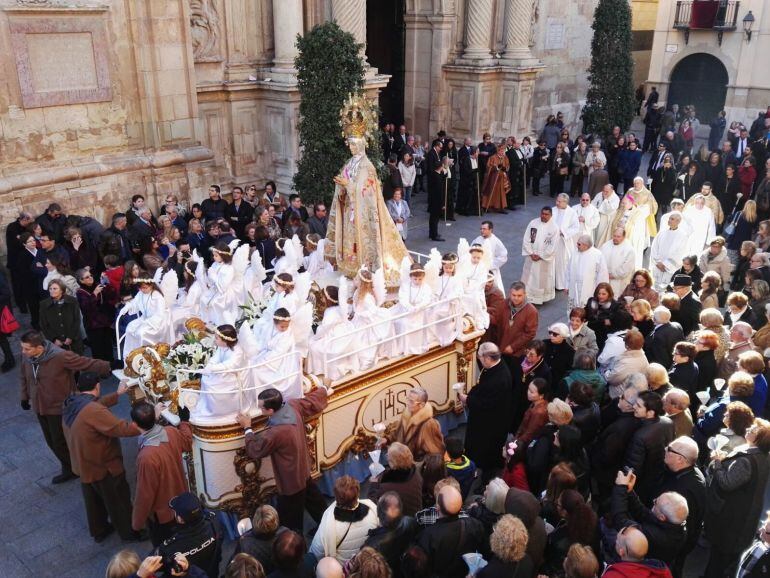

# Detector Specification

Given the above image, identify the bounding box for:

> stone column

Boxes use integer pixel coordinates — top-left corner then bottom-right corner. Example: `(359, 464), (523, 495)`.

(502, 0), (535, 61)
(331, 0), (368, 63)
(462, 0), (494, 60)
(272, 0), (304, 77)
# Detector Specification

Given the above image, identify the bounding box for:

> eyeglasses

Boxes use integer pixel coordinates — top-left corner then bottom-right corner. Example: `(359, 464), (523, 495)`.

(548, 331), (560, 337)
(665, 445), (686, 459)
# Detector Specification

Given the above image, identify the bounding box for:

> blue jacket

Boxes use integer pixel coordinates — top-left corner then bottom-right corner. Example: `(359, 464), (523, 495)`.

(618, 148), (642, 177)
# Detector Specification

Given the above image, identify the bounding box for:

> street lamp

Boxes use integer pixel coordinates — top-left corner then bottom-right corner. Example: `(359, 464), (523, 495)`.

(743, 11), (755, 43)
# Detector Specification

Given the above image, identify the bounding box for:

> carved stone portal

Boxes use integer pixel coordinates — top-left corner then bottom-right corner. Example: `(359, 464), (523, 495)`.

(190, 0), (221, 62)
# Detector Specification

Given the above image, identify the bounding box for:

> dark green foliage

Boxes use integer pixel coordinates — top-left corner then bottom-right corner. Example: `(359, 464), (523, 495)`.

(294, 22), (365, 204)
(581, 0), (636, 139)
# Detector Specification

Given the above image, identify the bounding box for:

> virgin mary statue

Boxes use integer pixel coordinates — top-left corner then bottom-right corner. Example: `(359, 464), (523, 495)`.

(325, 93), (409, 285)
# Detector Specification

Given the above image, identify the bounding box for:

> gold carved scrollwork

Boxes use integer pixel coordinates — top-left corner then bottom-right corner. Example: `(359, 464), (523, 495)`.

(230, 448), (276, 519)
(306, 419), (320, 477)
(347, 427), (378, 459)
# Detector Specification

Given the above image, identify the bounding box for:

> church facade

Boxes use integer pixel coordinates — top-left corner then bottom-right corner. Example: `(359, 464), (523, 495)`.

(0, 0), (597, 253)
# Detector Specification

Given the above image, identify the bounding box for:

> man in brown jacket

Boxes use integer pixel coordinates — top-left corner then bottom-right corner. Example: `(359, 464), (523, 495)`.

(19, 330), (111, 484)
(62, 371), (141, 542)
(238, 386), (329, 533)
(130, 400), (193, 545)
(494, 281), (539, 369)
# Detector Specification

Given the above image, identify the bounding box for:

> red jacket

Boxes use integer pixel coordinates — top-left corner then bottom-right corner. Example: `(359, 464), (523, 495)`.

(603, 560), (673, 578)
(739, 165), (757, 196)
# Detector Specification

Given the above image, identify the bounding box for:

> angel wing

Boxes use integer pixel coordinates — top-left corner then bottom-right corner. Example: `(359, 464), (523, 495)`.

(399, 256), (411, 287)
(228, 239), (241, 253)
(160, 269), (179, 309)
(194, 251), (209, 290)
(292, 302), (314, 358)
(291, 235), (304, 270)
(237, 321), (260, 358)
(424, 248), (442, 294)
(282, 238), (298, 274)
(249, 249), (267, 284)
(456, 238), (472, 281)
(152, 266), (163, 285)
(337, 274), (349, 315)
(232, 243), (250, 283)
(294, 271), (312, 304)
(373, 267), (386, 306)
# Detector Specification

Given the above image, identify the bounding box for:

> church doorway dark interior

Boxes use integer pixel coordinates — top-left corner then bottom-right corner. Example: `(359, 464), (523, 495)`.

(366, 0), (406, 126)
(667, 53), (728, 121)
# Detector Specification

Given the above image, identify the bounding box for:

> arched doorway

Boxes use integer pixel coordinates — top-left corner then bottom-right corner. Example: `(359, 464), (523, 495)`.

(667, 53), (728, 121)
(366, 0), (405, 125)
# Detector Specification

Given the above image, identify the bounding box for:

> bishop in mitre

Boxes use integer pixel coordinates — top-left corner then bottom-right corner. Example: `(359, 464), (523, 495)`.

(650, 213), (690, 290)
(521, 207), (560, 305)
(567, 235), (609, 309)
(325, 93), (410, 285)
(600, 228), (636, 297)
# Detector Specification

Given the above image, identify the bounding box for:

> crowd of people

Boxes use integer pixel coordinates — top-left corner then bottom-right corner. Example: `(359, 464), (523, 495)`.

(4, 102), (770, 578)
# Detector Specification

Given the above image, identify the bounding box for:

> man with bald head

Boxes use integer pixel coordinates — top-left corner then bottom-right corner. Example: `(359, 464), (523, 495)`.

(611, 469), (687, 568)
(567, 233), (609, 308)
(605, 526), (673, 578)
(416, 485), (485, 578)
(661, 436), (706, 578)
(316, 557), (344, 578)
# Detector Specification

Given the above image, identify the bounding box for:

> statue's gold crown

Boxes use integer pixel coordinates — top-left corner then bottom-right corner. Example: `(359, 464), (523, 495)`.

(340, 92), (377, 139)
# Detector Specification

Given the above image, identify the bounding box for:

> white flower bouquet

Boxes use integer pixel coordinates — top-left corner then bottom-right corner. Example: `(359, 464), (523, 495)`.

(163, 332), (215, 382)
(237, 289), (272, 329)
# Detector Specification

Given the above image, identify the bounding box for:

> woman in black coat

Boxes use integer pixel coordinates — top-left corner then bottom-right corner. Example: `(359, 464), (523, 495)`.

(39, 279), (84, 354)
(567, 381), (601, 446)
(669, 341), (700, 406)
(477, 514), (534, 578)
(651, 155), (678, 212)
(585, 283), (622, 350)
(694, 331), (719, 413)
(704, 421), (770, 578)
(545, 324), (575, 388)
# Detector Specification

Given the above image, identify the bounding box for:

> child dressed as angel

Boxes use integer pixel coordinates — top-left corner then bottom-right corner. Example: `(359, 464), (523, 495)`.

(194, 324), (249, 420)
(252, 272), (301, 336)
(203, 241), (242, 326)
(306, 282), (358, 381)
(120, 271), (176, 358)
(430, 252), (464, 346)
(352, 267), (397, 369)
(303, 235), (334, 279)
(251, 308), (302, 401)
(392, 263), (433, 356)
(460, 244), (490, 331)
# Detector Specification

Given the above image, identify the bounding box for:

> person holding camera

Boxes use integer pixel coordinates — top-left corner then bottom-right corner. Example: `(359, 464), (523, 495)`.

(76, 267), (118, 362)
(158, 492), (221, 578)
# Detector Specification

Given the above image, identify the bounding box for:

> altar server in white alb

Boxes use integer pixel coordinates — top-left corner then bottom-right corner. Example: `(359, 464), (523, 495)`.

(521, 206), (560, 305)
(649, 213), (691, 290)
(194, 324), (249, 421)
(600, 227), (636, 297)
(659, 198), (692, 236)
(392, 263), (433, 355)
(574, 193), (600, 241)
(592, 184), (620, 247)
(307, 283), (358, 381)
(429, 252), (464, 347)
(472, 220), (507, 292)
(567, 235), (609, 309)
(552, 194), (580, 291)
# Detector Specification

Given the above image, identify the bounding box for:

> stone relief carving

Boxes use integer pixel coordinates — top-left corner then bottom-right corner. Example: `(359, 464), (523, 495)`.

(529, 0), (540, 47)
(190, 0), (221, 61)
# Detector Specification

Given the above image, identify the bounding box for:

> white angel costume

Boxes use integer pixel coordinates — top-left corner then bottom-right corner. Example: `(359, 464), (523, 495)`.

(251, 282), (301, 337)
(307, 279), (358, 380)
(392, 268), (433, 356)
(171, 252), (206, 327)
(457, 240), (490, 331)
(243, 249), (267, 304)
(273, 235), (303, 277)
(352, 268), (397, 369)
(552, 205), (580, 290)
(471, 233), (507, 292)
(250, 323), (302, 402)
(119, 270), (176, 358)
(194, 344), (249, 421)
(304, 238), (334, 279)
(683, 204), (716, 256)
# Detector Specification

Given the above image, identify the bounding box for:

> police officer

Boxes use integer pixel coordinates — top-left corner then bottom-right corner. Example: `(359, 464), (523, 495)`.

(158, 492), (221, 578)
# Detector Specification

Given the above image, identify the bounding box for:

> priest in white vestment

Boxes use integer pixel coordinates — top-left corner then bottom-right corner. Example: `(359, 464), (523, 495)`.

(592, 185), (621, 247)
(567, 235), (609, 309)
(552, 193), (580, 291)
(649, 213), (691, 290)
(574, 193), (601, 242)
(472, 221), (507, 292)
(600, 227), (637, 296)
(608, 195), (647, 269)
(521, 207), (560, 305)
(659, 199), (693, 237)
(683, 194), (717, 256)
(626, 176), (659, 243)
(685, 183), (724, 226)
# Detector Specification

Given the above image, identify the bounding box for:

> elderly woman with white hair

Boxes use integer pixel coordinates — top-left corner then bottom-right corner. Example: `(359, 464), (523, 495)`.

(468, 477), (510, 540)
(545, 322), (576, 386)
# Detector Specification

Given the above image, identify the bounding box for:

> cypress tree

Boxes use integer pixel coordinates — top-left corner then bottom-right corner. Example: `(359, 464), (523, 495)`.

(294, 22), (365, 204)
(581, 0), (635, 139)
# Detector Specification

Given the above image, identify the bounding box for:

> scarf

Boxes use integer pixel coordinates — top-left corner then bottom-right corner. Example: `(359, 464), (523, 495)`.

(139, 423), (169, 448)
(29, 341), (63, 383)
(63, 393), (96, 427)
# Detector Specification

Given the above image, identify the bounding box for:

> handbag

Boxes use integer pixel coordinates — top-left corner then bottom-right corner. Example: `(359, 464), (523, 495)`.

(0, 306), (20, 334)
(559, 166), (569, 176)
(723, 210), (740, 237)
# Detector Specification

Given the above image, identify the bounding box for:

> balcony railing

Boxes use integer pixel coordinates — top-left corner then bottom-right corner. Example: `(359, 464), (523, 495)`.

(673, 0), (740, 45)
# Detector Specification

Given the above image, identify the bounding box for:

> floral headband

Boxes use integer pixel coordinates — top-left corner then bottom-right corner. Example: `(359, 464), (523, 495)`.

(214, 328), (236, 342)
